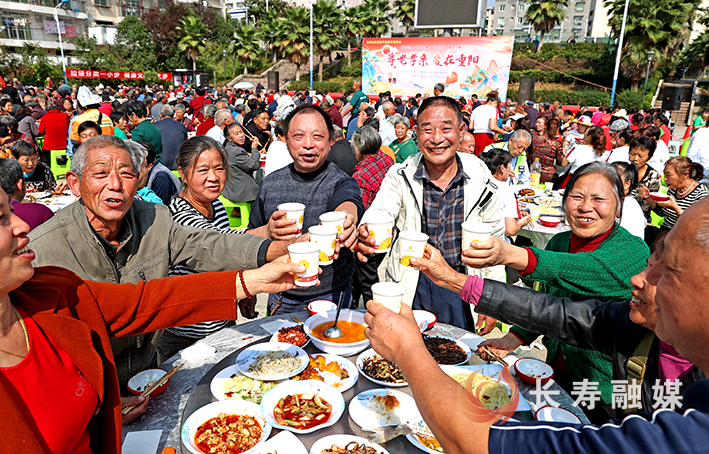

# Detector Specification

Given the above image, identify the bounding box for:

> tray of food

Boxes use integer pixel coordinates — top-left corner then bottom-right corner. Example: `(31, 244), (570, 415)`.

(270, 321), (310, 348)
(356, 349), (407, 387)
(423, 336), (472, 366)
(236, 342), (309, 381)
(260, 379), (345, 434)
(292, 353), (358, 392)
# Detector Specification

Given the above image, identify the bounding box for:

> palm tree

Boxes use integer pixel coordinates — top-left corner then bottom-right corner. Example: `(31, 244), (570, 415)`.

(524, 0), (569, 53)
(362, 0), (391, 38)
(343, 4), (368, 66)
(605, 0), (701, 90)
(273, 6), (310, 81)
(313, 0), (344, 81)
(232, 20), (261, 75)
(176, 14), (208, 71)
(394, 0), (415, 36)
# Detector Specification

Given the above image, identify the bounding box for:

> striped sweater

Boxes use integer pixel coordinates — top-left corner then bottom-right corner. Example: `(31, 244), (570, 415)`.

(653, 183), (708, 230)
(167, 196), (240, 338)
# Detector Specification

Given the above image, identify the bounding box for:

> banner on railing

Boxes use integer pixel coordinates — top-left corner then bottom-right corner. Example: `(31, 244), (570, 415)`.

(362, 36), (514, 100)
(67, 69), (172, 81)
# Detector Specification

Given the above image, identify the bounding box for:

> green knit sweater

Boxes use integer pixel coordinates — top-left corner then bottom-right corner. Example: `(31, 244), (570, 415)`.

(511, 225), (650, 404)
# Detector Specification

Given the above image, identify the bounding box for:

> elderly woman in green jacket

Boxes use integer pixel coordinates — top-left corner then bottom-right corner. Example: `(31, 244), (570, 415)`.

(463, 161), (650, 423)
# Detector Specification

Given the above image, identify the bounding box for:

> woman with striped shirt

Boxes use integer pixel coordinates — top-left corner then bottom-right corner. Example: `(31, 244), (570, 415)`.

(156, 136), (253, 363)
(639, 156), (708, 232)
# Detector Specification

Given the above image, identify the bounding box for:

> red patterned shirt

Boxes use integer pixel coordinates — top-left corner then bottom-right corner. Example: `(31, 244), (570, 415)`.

(353, 150), (395, 209)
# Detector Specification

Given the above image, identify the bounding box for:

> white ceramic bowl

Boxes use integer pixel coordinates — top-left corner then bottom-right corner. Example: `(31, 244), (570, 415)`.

(127, 368), (168, 396)
(303, 310), (370, 356)
(535, 405), (582, 423)
(514, 358), (554, 385)
(181, 400), (271, 454)
(260, 379), (345, 434)
(413, 310), (437, 331)
(307, 300), (337, 316)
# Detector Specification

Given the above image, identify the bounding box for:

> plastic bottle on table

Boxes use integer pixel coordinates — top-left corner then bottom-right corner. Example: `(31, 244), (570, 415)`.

(530, 158), (541, 188)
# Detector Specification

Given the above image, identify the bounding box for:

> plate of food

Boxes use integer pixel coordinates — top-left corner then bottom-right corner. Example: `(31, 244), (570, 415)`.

(441, 365), (530, 411)
(423, 336), (472, 366)
(210, 365), (281, 403)
(535, 205), (563, 216)
(406, 418), (443, 454)
(310, 434), (390, 454)
(260, 379), (345, 434)
(356, 348), (407, 387)
(182, 400), (271, 454)
(252, 430), (308, 454)
(349, 389), (420, 429)
(236, 342), (309, 381)
(292, 353), (359, 392)
(270, 321), (310, 348)
(516, 187), (537, 198)
(535, 196), (562, 207)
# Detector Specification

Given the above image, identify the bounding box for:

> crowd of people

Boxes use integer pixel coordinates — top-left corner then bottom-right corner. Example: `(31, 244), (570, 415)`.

(0, 73), (708, 453)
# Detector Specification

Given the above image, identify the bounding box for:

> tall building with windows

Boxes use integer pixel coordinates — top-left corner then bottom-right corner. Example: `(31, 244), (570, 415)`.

(490, 0), (611, 43)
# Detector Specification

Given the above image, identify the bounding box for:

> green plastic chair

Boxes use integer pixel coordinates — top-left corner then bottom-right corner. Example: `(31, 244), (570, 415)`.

(218, 195), (251, 230)
(36, 135), (44, 150)
(171, 170), (182, 183)
(49, 149), (70, 180)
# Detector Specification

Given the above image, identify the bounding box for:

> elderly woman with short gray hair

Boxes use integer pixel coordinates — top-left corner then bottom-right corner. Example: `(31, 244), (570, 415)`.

(388, 114), (418, 163)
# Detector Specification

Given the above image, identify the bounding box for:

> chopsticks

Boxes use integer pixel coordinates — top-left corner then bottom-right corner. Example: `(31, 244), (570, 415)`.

(290, 315), (305, 324)
(122, 363), (183, 415)
(481, 346), (509, 368)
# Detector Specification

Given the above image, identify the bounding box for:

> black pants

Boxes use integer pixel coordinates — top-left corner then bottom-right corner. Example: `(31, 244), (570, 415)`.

(352, 253), (386, 308)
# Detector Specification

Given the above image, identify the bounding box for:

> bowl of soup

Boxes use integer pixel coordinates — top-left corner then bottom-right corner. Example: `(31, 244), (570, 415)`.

(303, 310), (370, 356)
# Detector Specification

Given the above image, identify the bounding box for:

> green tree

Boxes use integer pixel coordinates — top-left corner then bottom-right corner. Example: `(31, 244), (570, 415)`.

(605, 0), (702, 90)
(115, 14), (157, 71)
(313, 0), (343, 81)
(361, 0), (391, 37)
(232, 20), (262, 75)
(394, 0), (415, 36)
(343, 5), (367, 66)
(140, 0), (189, 70)
(525, 0), (569, 53)
(176, 13), (209, 71)
(272, 6), (310, 80)
(678, 11), (709, 78)
(245, 0), (288, 27)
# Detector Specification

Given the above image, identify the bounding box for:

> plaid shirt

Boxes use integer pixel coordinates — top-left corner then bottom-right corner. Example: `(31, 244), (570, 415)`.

(415, 154), (468, 269)
(353, 150), (395, 209)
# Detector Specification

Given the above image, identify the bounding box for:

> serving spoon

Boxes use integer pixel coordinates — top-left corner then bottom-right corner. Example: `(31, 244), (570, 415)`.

(323, 291), (346, 339)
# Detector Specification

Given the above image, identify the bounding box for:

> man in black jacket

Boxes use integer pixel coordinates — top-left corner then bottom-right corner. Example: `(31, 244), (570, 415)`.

(327, 125), (358, 177)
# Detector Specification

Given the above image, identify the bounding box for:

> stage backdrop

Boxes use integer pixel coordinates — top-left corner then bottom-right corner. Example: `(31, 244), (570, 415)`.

(362, 36), (514, 100)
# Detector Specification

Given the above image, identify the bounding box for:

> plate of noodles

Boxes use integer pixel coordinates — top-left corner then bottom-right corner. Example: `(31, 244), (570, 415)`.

(440, 365), (530, 412)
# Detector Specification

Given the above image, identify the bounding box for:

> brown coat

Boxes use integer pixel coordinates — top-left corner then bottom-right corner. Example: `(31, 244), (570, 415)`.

(3, 266), (238, 454)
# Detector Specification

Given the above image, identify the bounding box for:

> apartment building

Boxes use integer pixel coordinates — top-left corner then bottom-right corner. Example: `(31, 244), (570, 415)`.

(489, 0), (611, 43)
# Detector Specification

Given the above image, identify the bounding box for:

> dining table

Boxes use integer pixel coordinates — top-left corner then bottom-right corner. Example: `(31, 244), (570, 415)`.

(122, 311), (590, 453)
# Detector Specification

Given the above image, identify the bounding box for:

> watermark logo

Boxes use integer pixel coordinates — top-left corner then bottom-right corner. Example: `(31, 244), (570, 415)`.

(456, 366), (519, 424)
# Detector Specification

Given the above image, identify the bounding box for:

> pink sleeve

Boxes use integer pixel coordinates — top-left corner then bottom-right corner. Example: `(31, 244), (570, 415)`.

(459, 275), (485, 305)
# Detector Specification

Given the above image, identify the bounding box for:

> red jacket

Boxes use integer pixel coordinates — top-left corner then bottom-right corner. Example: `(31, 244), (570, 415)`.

(195, 117), (215, 136)
(37, 109), (70, 151)
(4, 267), (238, 454)
(187, 95), (211, 118)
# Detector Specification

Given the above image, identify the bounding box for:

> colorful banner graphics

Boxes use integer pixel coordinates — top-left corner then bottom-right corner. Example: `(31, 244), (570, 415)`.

(362, 36), (514, 100)
(67, 69), (172, 81)
(43, 20), (76, 38)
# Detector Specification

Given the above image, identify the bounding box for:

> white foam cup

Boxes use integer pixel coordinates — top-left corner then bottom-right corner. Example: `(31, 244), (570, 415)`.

(278, 202), (305, 234)
(287, 242), (320, 287)
(319, 211), (347, 242)
(309, 225), (338, 266)
(398, 231), (429, 267)
(371, 282), (405, 314)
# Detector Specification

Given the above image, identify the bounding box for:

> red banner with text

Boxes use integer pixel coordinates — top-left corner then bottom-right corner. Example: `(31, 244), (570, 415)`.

(67, 69), (172, 81)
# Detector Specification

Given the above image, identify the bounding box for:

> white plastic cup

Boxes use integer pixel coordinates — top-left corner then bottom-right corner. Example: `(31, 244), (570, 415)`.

(309, 225), (338, 266)
(278, 202), (305, 235)
(398, 231), (429, 267)
(461, 221), (493, 253)
(529, 207), (542, 223)
(371, 282), (405, 314)
(287, 242), (320, 287)
(319, 211), (347, 242)
(367, 215), (394, 253)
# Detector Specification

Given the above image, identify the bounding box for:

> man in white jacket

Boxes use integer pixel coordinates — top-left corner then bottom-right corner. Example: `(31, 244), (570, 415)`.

(357, 96), (506, 332)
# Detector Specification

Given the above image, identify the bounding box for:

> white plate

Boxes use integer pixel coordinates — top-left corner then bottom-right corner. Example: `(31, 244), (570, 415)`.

(181, 400), (271, 454)
(236, 342), (309, 381)
(440, 365), (531, 412)
(349, 389), (420, 428)
(269, 321), (310, 348)
(30, 191), (51, 199)
(260, 379), (345, 434)
(405, 419), (440, 454)
(535, 405), (583, 423)
(252, 431), (308, 454)
(356, 348), (408, 387)
(535, 196), (562, 207)
(515, 186), (538, 198)
(310, 434), (390, 454)
(210, 365), (282, 403)
(294, 353), (359, 392)
(423, 336), (472, 366)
